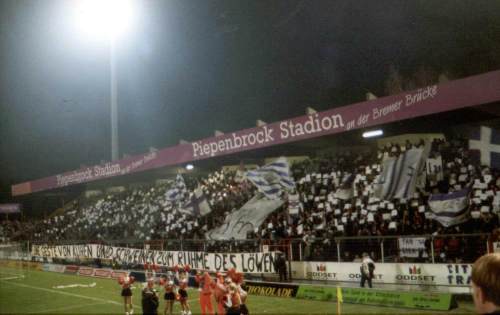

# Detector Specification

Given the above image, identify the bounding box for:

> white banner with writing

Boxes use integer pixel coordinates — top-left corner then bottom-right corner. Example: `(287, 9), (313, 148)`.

(32, 244), (277, 274)
(398, 237), (428, 258)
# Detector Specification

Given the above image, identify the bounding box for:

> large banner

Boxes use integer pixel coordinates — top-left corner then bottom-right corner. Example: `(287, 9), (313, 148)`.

(13, 70), (500, 196)
(206, 195), (283, 240)
(31, 244), (277, 273)
(291, 261), (472, 293)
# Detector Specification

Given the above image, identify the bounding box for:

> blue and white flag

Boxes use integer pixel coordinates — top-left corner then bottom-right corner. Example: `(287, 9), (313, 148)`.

(246, 157), (295, 199)
(428, 188), (470, 227)
(179, 187), (212, 217)
(166, 174), (187, 201)
(469, 126), (500, 169)
(375, 148), (427, 200)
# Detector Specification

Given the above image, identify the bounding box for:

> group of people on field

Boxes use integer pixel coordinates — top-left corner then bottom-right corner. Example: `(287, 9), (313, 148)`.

(118, 264), (249, 315)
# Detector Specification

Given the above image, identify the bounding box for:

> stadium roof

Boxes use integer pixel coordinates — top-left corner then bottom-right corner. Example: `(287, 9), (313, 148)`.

(12, 70), (500, 196)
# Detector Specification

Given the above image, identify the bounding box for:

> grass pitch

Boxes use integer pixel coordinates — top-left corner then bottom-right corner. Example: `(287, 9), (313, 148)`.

(0, 266), (476, 314)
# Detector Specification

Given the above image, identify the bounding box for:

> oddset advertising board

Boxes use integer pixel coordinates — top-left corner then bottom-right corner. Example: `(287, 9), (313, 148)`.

(291, 261), (472, 293)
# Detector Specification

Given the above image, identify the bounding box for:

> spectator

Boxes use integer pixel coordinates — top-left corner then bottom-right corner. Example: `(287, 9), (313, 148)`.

(274, 252), (288, 282)
(471, 253), (500, 315)
(142, 279), (159, 315)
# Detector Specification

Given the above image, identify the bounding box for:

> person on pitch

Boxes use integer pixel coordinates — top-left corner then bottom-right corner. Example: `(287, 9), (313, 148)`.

(176, 266), (192, 315)
(360, 252), (375, 288)
(225, 283), (242, 315)
(160, 276), (176, 315)
(196, 271), (214, 315)
(274, 252), (288, 282)
(212, 272), (228, 315)
(142, 279), (159, 315)
(227, 269), (248, 315)
(118, 275), (135, 315)
(471, 253), (500, 315)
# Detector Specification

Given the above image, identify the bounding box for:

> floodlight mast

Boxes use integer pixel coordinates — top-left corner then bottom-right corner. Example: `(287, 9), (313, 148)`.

(75, 0), (135, 161)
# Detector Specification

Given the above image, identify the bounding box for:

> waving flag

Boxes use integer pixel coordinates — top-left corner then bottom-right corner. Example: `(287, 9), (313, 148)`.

(166, 174), (187, 201)
(469, 126), (500, 168)
(375, 148), (427, 200)
(179, 187), (212, 217)
(206, 195), (283, 240)
(246, 157), (295, 199)
(428, 188), (470, 227)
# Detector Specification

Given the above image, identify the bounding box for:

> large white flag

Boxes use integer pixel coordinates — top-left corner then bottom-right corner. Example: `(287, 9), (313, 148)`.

(375, 148), (427, 200)
(246, 157), (295, 199)
(428, 188), (470, 227)
(206, 194), (283, 240)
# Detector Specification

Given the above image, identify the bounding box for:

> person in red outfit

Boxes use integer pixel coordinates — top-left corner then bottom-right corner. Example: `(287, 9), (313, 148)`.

(160, 277), (176, 315)
(226, 269), (248, 315)
(212, 272), (228, 315)
(196, 271), (214, 315)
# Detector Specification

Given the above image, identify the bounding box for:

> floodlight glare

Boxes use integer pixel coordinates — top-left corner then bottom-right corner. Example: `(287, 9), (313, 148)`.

(186, 164), (194, 171)
(362, 129), (384, 138)
(75, 0), (135, 39)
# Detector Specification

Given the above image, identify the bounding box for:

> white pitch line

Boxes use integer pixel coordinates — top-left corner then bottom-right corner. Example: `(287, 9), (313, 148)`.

(1, 280), (150, 311)
(1, 275), (199, 312)
(1, 280), (123, 306)
(25, 301), (107, 314)
(0, 275), (24, 280)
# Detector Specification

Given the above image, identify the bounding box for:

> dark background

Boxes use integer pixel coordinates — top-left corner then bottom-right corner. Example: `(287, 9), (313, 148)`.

(1, 0), (500, 200)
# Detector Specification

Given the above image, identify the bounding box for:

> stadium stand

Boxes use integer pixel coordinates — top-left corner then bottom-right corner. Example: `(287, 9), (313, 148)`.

(2, 134), (499, 266)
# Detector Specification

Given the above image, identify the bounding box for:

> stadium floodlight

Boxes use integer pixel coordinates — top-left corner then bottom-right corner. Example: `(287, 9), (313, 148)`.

(186, 164), (194, 171)
(73, 0), (137, 161)
(75, 0), (135, 39)
(362, 129), (384, 138)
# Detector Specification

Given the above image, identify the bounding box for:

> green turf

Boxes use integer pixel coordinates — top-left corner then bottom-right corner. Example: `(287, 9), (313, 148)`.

(0, 266), (476, 315)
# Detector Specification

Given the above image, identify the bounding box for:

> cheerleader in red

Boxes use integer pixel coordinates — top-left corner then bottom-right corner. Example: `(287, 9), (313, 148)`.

(195, 271), (214, 315)
(212, 273), (228, 315)
(176, 267), (192, 315)
(228, 271), (248, 315)
(160, 277), (176, 315)
(118, 275), (135, 315)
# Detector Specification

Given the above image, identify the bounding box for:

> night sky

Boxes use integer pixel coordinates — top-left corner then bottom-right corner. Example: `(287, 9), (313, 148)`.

(1, 0), (500, 192)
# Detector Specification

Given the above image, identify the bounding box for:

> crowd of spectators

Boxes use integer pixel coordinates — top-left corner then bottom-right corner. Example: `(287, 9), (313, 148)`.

(1, 136), (499, 263)
(1, 170), (254, 246)
(254, 137), (499, 262)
